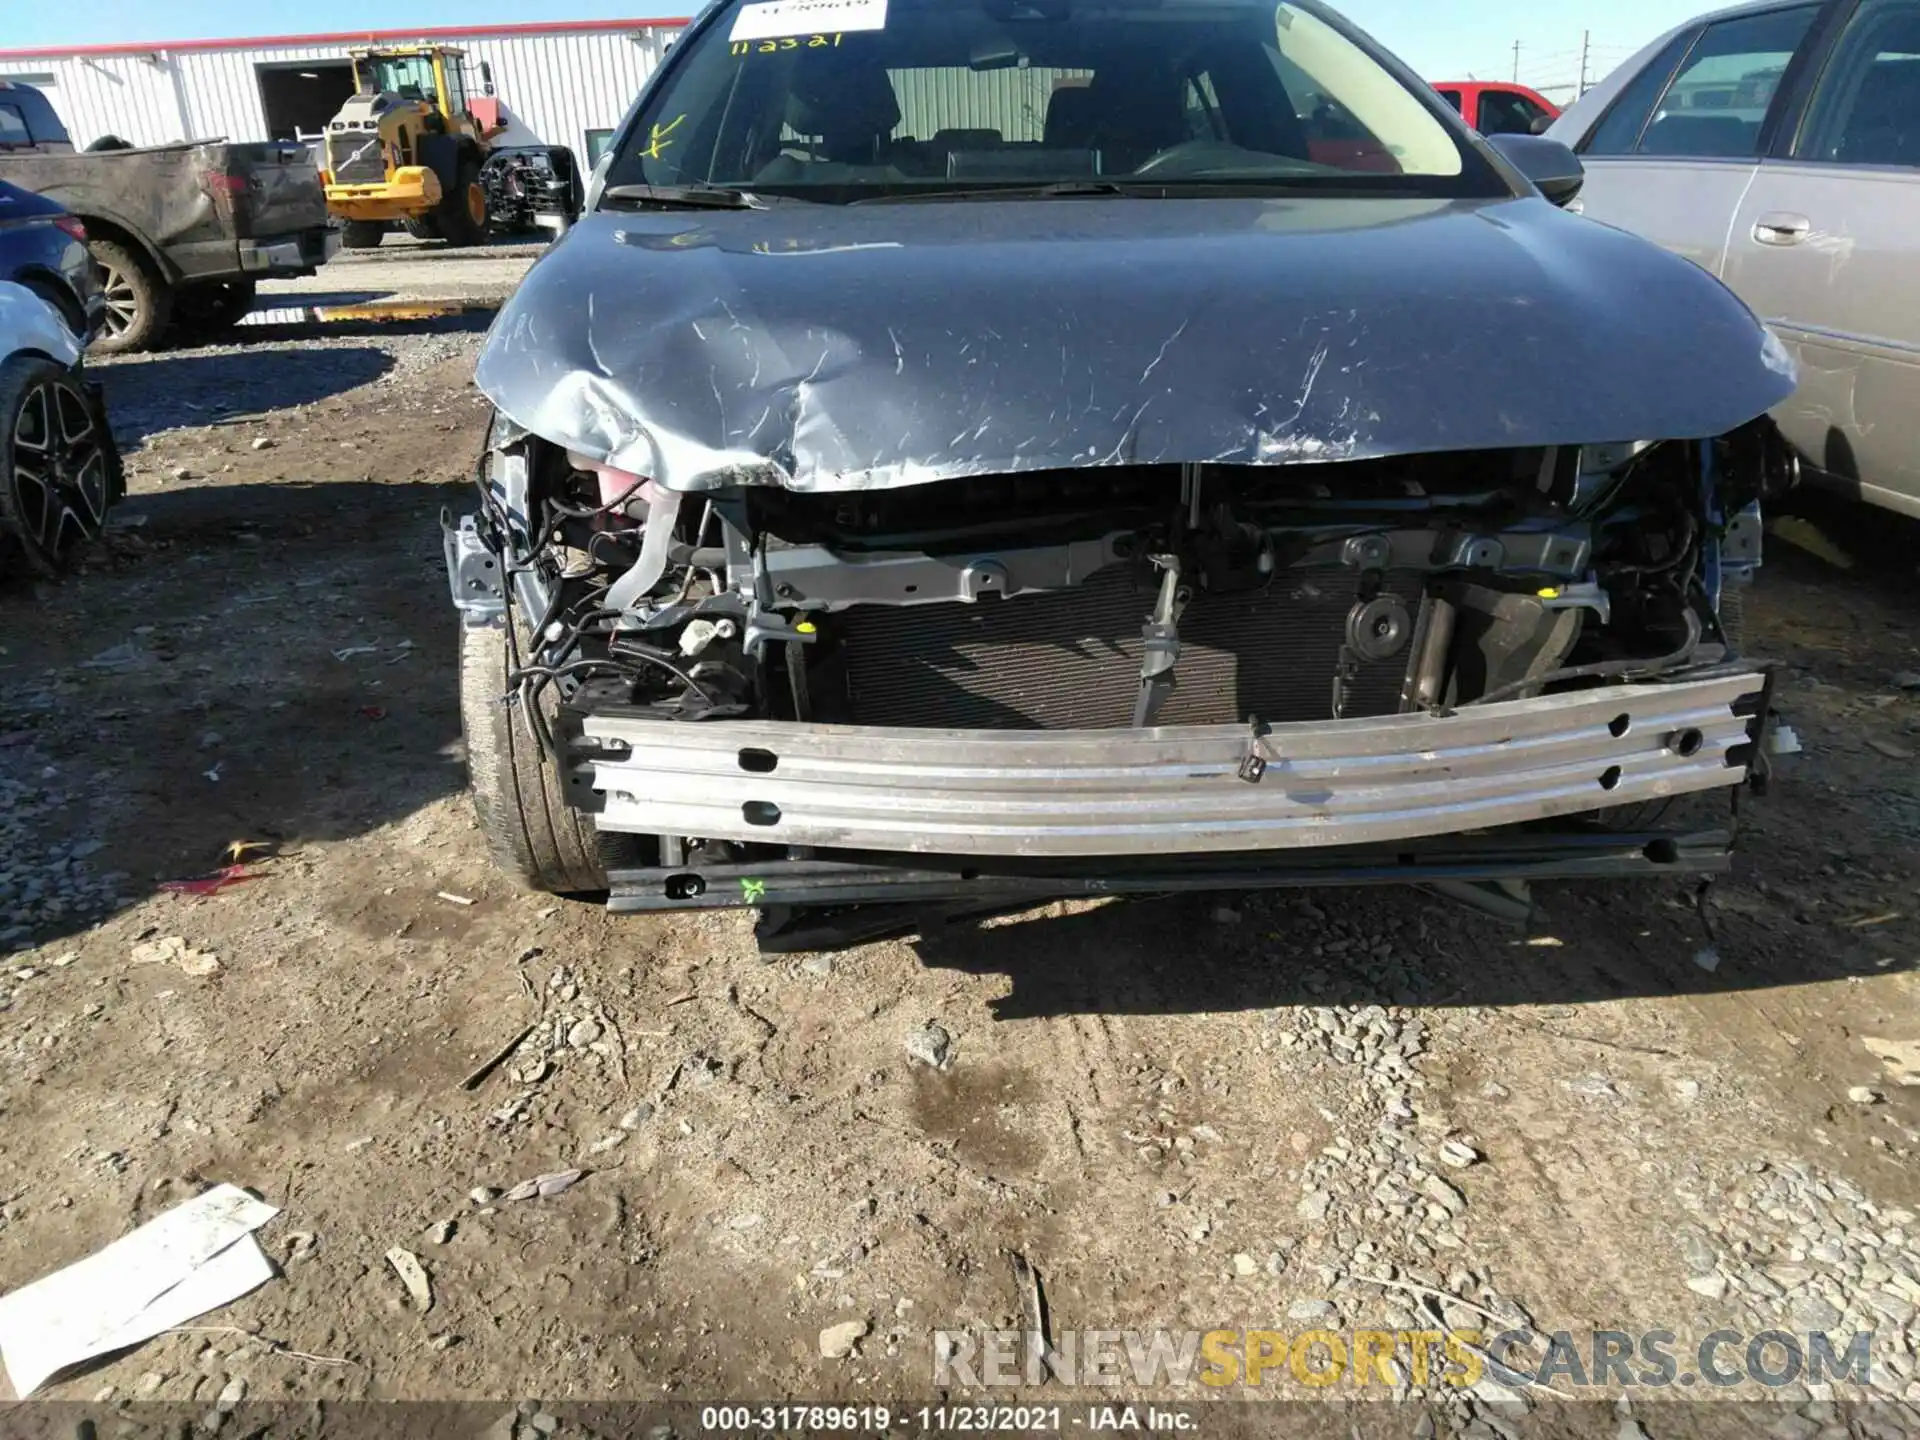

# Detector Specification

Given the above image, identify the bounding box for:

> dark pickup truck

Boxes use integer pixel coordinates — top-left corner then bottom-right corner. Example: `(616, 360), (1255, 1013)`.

(0, 79), (338, 352)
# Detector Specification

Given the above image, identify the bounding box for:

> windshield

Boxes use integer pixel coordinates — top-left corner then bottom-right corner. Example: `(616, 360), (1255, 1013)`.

(363, 54), (439, 102)
(606, 0), (1492, 199)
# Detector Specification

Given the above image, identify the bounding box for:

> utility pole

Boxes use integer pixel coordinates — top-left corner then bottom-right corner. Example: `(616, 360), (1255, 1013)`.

(1512, 39), (1521, 82)
(1578, 29), (1591, 95)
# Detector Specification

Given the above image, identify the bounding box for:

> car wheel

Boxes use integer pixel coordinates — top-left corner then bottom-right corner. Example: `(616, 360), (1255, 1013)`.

(0, 356), (119, 576)
(88, 238), (171, 355)
(434, 158), (489, 247)
(171, 278), (258, 338)
(459, 615), (641, 893)
(342, 220), (388, 250)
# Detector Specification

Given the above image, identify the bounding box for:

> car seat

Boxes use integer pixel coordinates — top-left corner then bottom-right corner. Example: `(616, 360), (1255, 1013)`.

(762, 58), (903, 178)
(1042, 67), (1184, 172)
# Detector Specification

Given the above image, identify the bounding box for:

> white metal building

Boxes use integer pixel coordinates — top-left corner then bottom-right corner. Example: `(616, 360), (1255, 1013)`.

(0, 18), (688, 166)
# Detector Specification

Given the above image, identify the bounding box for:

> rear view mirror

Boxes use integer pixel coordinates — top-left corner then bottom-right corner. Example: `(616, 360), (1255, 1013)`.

(969, 34), (1025, 70)
(983, 0), (1072, 20)
(1486, 132), (1584, 207)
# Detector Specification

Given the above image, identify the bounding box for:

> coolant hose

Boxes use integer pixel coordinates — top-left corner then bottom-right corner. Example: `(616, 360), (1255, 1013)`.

(605, 483), (685, 612)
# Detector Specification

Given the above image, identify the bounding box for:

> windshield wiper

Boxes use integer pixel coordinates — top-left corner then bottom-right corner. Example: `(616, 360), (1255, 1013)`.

(853, 180), (1141, 204)
(601, 183), (768, 211)
(853, 172), (1400, 204)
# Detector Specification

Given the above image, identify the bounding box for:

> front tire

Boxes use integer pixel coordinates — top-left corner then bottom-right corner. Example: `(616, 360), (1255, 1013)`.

(342, 220), (388, 250)
(88, 238), (170, 355)
(459, 616), (630, 893)
(434, 157), (489, 247)
(0, 356), (119, 576)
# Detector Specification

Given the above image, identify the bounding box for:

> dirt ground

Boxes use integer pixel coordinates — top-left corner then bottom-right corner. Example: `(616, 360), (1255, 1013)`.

(1, 318), (1918, 1436)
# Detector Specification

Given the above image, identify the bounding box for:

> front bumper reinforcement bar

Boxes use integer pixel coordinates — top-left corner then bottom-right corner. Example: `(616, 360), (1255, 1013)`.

(604, 827), (1737, 919)
(585, 670), (1768, 858)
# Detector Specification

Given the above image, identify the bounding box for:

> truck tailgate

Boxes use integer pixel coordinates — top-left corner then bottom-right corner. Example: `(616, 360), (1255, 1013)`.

(219, 142), (329, 238)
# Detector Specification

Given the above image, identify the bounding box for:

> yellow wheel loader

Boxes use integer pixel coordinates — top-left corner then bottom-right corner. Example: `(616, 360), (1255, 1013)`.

(321, 46), (505, 249)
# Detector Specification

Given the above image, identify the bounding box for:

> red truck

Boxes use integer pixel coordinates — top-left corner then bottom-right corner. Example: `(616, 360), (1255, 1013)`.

(1431, 82), (1561, 137)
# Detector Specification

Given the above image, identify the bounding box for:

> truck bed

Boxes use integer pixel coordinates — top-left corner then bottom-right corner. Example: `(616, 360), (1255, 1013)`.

(0, 139), (332, 283)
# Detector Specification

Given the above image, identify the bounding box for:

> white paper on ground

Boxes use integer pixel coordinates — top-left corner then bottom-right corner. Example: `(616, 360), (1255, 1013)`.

(0, 1183), (278, 1397)
(730, 0), (888, 42)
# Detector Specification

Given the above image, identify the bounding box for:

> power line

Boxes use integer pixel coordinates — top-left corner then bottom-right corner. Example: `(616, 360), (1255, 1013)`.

(1459, 33), (1642, 96)
(1468, 39), (1638, 72)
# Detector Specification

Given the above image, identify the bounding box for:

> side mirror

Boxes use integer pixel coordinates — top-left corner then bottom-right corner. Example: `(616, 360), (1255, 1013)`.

(1486, 131), (1584, 207)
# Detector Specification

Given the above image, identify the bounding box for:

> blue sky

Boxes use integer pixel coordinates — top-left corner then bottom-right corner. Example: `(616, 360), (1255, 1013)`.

(11, 0), (1704, 96)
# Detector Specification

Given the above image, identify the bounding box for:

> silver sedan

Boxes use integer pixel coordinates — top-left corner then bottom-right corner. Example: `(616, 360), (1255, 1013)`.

(1549, 0), (1920, 516)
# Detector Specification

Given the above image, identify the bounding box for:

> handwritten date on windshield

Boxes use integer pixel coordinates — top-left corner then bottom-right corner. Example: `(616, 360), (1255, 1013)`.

(731, 33), (844, 54)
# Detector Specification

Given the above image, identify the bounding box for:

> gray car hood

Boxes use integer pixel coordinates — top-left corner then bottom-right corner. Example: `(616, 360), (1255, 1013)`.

(476, 193), (1797, 494)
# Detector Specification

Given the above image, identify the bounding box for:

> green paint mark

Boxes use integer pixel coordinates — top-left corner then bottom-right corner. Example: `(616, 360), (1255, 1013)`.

(641, 112), (686, 160)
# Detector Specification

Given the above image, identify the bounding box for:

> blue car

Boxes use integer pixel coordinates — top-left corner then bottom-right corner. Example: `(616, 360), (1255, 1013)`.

(0, 282), (121, 578)
(0, 179), (103, 340)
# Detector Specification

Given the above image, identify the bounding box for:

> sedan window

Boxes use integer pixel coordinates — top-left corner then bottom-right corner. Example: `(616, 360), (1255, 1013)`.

(1795, 0), (1920, 165)
(1476, 89), (1548, 135)
(1640, 5), (1819, 157)
(0, 103), (28, 149)
(1583, 30), (1700, 154)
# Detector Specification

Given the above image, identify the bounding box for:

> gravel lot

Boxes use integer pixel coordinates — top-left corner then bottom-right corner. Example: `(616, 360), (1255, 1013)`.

(0, 317), (1917, 1436)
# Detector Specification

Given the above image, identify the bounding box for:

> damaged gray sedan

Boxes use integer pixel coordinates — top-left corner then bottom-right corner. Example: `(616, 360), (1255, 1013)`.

(446, 0), (1801, 946)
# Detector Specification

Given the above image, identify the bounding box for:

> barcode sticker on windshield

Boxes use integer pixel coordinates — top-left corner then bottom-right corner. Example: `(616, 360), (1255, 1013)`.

(729, 0), (887, 41)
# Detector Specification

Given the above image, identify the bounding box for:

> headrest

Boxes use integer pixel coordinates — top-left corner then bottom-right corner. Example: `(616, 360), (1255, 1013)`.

(785, 60), (902, 140)
(1044, 86), (1100, 148)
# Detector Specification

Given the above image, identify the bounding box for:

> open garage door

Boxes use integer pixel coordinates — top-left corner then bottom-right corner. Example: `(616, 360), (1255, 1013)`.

(256, 61), (356, 144)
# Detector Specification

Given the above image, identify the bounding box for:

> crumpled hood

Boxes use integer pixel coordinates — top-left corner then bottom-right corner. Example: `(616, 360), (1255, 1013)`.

(476, 193), (1797, 493)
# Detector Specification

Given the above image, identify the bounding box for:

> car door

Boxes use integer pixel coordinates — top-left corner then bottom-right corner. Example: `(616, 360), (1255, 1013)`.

(1569, 4), (1825, 276)
(1723, 0), (1920, 512)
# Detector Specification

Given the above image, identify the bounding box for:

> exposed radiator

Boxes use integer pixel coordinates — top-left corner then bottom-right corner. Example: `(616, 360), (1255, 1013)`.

(834, 565), (1424, 730)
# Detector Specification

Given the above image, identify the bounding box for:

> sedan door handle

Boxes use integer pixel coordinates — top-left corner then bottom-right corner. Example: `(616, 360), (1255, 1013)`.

(1753, 211), (1812, 246)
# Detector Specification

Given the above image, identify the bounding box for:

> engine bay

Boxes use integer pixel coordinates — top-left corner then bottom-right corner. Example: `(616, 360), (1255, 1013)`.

(450, 417), (1790, 747)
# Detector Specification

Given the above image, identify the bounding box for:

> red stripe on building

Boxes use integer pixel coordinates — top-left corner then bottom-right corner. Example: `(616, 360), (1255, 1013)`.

(0, 16), (691, 61)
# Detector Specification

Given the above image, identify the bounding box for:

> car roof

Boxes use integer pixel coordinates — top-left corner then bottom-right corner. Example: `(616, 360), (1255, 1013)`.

(1686, 0), (1821, 21)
